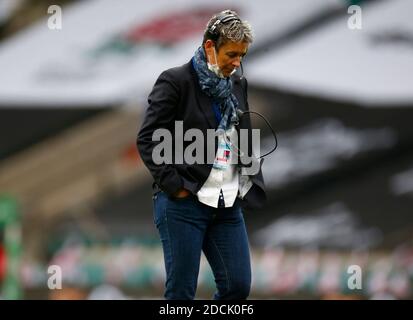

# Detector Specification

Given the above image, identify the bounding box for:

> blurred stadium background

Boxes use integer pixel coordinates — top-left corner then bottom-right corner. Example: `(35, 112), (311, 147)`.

(0, 0), (413, 300)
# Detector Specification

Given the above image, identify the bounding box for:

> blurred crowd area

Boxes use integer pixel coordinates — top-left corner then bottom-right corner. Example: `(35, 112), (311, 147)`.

(1, 0), (413, 299)
(17, 240), (413, 300)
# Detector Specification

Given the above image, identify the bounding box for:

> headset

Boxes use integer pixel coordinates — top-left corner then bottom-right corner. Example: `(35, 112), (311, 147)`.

(208, 12), (278, 161)
(207, 11), (241, 41)
(205, 11), (244, 79)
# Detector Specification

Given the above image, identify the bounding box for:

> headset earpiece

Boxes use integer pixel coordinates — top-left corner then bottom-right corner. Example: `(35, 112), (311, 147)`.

(207, 12), (241, 41)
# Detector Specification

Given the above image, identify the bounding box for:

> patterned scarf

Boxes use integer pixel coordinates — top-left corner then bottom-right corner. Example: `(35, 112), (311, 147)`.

(192, 46), (239, 134)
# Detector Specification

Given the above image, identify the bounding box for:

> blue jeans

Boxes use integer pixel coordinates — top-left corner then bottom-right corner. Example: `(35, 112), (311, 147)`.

(153, 191), (251, 300)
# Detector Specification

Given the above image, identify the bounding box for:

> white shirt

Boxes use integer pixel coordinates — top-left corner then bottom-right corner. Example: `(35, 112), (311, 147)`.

(197, 126), (253, 208)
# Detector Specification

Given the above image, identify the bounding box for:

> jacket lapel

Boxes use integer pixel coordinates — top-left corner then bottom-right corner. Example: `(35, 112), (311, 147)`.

(195, 88), (218, 129)
(232, 79), (244, 111)
(189, 60), (218, 129)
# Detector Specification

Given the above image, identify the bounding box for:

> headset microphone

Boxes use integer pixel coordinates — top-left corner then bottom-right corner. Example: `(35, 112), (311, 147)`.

(239, 61), (244, 80)
(208, 11), (277, 160)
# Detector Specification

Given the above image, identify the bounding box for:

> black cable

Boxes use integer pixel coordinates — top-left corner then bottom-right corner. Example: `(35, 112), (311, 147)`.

(237, 110), (278, 159)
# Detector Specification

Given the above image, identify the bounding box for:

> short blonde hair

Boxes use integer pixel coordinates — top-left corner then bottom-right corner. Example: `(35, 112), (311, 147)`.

(203, 10), (254, 49)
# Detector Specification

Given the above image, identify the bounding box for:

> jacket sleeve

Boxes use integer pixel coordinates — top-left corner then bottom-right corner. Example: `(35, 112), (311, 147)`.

(136, 70), (183, 195)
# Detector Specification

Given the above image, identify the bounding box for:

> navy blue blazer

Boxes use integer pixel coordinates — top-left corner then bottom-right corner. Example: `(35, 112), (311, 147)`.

(137, 59), (266, 209)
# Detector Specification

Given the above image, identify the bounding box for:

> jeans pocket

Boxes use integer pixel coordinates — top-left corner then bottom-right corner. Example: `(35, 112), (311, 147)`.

(152, 190), (161, 201)
(154, 191), (173, 227)
(153, 205), (163, 227)
(152, 192), (161, 226)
